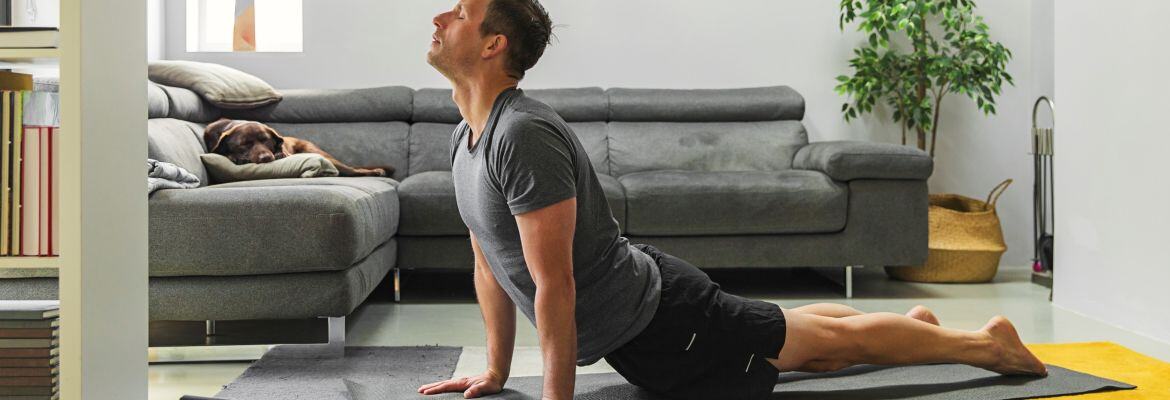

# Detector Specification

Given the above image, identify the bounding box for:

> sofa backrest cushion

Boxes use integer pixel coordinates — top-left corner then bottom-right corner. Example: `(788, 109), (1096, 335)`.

(149, 82), (221, 123)
(406, 121), (611, 177)
(224, 86), (413, 123)
(263, 122), (411, 181)
(147, 80), (811, 181)
(604, 86), (808, 176)
(148, 118), (210, 187)
(148, 82), (170, 118)
(412, 87), (608, 124)
(407, 122), (457, 177)
(606, 86), (804, 122)
(607, 121), (808, 176)
(571, 122), (610, 175)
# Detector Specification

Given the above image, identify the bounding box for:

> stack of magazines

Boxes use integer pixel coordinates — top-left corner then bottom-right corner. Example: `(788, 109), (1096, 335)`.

(0, 71), (59, 257)
(0, 300), (58, 400)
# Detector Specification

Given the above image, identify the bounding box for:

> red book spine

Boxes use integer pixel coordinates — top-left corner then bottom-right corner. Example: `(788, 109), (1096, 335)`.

(47, 127), (53, 256)
(39, 127), (48, 256)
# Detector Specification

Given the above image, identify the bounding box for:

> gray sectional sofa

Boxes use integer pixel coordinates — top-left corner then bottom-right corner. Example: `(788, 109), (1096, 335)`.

(0, 82), (932, 328)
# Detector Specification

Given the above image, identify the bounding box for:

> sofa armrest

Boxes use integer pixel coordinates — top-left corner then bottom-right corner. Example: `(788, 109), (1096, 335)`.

(793, 141), (933, 181)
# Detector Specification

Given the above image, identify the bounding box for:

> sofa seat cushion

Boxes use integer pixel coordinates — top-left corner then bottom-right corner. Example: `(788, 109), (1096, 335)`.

(619, 170), (847, 236)
(397, 171), (466, 236)
(149, 177), (398, 277)
(397, 171), (628, 236)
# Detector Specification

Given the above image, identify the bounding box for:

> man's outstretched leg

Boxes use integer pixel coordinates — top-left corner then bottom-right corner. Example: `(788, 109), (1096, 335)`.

(792, 303), (940, 326)
(767, 309), (1047, 376)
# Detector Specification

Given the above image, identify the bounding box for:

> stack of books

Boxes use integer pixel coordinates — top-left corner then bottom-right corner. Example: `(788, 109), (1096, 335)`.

(0, 71), (59, 257)
(0, 301), (59, 400)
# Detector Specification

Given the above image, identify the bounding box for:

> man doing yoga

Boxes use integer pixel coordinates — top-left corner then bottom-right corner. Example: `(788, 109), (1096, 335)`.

(417, 1), (1048, 398)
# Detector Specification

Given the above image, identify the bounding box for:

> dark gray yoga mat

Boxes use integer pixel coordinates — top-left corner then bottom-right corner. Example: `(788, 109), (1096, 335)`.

(211, 345), (462, 400)
(188, 346), (1135, 400)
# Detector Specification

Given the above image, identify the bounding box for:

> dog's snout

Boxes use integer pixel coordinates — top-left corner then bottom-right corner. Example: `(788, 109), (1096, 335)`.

(256, 153), (275, 163)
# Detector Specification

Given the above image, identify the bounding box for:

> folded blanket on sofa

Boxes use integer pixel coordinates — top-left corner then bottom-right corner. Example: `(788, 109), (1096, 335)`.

(148, 158), (200, 195)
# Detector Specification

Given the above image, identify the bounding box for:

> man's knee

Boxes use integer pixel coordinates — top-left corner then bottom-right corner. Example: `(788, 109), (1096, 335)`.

(776, 311), (861, 370)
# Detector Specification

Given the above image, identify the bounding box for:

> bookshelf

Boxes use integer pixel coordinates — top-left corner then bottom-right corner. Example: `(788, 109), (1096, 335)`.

(0, 49), (63, 264)
(0, 48), (59, 59)
(0, 256), (59, 268)
(1, 0), (149, 398)
(0, 47), (60, 266)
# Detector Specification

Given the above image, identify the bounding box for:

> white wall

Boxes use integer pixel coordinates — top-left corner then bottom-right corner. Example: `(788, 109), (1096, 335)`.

(160, 0), (1043, 267)
(1031, 0), (1055, 105)
(147, 0), (165, 61)
(1053, 2), (1170, 343)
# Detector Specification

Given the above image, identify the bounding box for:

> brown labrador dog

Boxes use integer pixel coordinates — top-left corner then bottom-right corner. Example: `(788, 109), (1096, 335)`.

(203, 118), (394, 177)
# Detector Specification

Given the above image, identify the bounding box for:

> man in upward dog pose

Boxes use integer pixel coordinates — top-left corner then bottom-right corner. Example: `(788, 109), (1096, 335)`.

(418, 1), (1047, 398)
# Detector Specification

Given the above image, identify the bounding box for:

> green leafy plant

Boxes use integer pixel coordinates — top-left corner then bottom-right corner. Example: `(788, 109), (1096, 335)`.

(835, 0), (1013, 157)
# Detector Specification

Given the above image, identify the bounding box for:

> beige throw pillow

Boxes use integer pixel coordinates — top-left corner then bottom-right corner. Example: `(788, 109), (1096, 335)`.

(200, 153), (339, 184)
(149, 60), (282, 109)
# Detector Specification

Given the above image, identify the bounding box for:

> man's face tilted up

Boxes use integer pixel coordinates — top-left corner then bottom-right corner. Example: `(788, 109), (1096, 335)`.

(427, 0), (494, 80)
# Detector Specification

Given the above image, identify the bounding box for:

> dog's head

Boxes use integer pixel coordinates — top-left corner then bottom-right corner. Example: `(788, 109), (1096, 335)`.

(203, 118), (289, 165)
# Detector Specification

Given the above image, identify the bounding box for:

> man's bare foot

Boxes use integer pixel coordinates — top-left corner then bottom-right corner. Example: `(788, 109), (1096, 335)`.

(979, 315), (1048, 376)
(906, 305), (940, 325)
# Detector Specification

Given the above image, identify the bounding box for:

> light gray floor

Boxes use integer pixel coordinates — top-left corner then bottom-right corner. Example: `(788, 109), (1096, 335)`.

(148, 267), (1170, 400)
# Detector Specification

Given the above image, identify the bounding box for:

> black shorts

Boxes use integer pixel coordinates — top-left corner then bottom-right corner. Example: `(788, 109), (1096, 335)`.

(603, 244), (787, 400)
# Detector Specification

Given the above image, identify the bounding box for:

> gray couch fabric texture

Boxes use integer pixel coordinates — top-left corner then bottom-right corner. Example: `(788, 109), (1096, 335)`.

(224, 86), (414, 123)
(606, 86), (805, 122)
(794, 140), (935, 181)
(619, 170), (847, 236)
(1, 83), (932, 322)
(149, 177), (399, 277)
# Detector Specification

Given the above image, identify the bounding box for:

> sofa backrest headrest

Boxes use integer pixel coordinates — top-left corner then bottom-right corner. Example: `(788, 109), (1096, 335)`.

(606, 86), (804, 122)
(412, 87), (608, 123)
(223, 86), (414, 123)
(148, 82), (221, 123)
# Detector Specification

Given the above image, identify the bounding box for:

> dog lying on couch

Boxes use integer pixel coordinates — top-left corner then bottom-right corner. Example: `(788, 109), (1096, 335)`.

(203, 117), (394, 177)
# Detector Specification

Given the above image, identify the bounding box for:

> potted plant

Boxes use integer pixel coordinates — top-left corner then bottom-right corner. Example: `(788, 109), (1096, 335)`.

(835, 0), (1013, 155)
(834, 0), (1015, 282)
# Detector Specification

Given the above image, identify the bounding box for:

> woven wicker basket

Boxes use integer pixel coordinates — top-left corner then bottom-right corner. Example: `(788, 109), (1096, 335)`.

(885, 179), (1012, 283)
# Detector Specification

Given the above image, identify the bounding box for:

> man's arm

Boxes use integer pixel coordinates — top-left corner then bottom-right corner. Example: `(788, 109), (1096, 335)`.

(514, 197), (578, 400)
(418, 232), (517, 398)
(471, 231), (517, 384)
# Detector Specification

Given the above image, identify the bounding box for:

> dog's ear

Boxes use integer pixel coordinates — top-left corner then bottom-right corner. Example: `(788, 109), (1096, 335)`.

(203, 118), (234, 153)
(264, 126), (288, 158)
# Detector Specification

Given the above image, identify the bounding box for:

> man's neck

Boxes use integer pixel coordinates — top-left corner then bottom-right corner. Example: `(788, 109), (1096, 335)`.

(450, 76), (520, 143)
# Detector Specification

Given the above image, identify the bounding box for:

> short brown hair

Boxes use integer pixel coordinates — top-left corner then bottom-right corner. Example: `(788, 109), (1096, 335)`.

(480, 0), (553, 80)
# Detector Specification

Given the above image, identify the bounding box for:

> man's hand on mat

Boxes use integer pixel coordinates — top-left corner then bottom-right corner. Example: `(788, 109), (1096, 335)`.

(417, 369), (506, 398)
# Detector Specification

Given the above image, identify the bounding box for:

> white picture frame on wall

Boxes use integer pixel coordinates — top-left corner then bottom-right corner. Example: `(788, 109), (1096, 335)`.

(185, 0), (302, 53)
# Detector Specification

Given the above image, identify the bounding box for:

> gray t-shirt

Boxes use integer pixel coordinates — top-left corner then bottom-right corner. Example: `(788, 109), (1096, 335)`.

(450, 87), (661, 366)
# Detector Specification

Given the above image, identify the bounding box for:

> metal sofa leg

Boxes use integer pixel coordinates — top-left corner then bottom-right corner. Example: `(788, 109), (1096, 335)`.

(811, 266), (857, 299)
(265, 316), (346, 359)
(325, 316), (346, 357)
(394, 268), (401, 303)
(150, 317), (347, 363)
(845, 266), (854, 299)
(205, 320), (216, 336)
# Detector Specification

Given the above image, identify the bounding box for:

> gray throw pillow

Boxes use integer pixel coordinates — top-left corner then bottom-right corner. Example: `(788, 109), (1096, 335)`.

(149, 60), (282, 109)
(200, 153), (339, 184)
